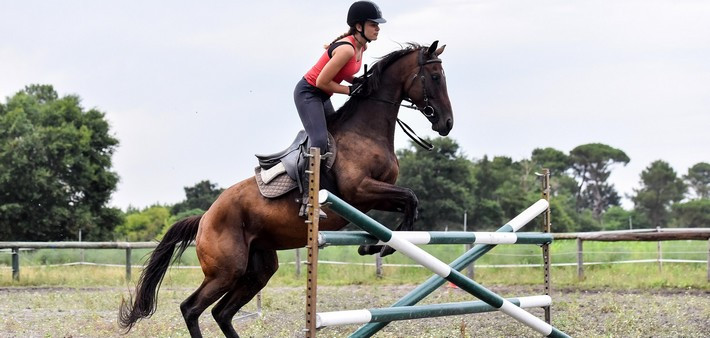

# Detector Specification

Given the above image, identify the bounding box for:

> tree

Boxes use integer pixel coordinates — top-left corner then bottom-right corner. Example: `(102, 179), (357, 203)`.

(671, 199), (710, 228)
(470, 155), (506, 229)
(469, 155), (545, 230)
(579, 182), (621, 213)
(0, 85), (121, 240)
(569, 143), (629, 220)
(114, 205), (170, 241)
(171, 180), (224, 215)
(601, 206), (633, 230)
(394, 138), (476, 230)
(683, 162), (710, 199)
(632, 160), (686, 228)
(531, 147), (571, 174)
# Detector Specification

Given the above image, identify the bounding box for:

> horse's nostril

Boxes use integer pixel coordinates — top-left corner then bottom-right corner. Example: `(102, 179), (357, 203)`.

(446, 118), (453, 130)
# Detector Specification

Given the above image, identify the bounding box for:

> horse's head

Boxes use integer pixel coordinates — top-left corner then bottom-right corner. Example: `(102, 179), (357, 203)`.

(401, 41), (454, 136)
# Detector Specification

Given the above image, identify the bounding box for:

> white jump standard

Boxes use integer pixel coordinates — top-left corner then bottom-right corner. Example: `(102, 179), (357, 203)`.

(319, 190), (570, 338)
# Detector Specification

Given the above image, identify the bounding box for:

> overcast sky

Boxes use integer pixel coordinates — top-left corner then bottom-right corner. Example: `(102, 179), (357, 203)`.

(2, 1), (709, 210)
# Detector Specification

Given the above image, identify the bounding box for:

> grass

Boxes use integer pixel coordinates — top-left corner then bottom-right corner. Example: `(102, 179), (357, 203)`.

(1, 240), (707, 290)
(2, 284), (709, 337)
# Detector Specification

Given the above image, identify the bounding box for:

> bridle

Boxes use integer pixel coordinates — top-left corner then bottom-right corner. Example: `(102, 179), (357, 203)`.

(401, 49), (443, 120)
(364, 48), (443, 150)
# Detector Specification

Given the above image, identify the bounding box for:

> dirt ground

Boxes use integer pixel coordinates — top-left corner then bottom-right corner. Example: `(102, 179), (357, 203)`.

(1, 285), (709, 337)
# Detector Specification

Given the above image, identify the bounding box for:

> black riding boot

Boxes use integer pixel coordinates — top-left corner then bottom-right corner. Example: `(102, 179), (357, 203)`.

(298, 160), (337, 219)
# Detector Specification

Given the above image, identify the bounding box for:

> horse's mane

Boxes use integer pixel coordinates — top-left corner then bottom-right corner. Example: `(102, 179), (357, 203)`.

(328, 43), (425, 127)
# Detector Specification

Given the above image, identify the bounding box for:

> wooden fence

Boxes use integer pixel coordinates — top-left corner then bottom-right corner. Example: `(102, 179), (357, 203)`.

(553, 227), (710, 280)
(2, 228), (709, 282)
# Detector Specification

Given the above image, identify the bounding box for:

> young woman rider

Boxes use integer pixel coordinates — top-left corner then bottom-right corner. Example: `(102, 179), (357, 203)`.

(294, 1), (386, 154)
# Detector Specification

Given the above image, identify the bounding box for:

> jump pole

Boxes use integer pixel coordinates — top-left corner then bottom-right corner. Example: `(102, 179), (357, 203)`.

(318, 231), (553, 246)
(351, 198), (550, 337)
(320, 190), (569, 338)
(317, 295), (551, 328)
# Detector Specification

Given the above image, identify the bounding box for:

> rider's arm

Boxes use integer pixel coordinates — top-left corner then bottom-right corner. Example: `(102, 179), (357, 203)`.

(315, 44), (354, 95)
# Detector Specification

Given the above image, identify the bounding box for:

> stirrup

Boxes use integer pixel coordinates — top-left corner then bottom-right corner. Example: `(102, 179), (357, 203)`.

(298, 203), (327, 219)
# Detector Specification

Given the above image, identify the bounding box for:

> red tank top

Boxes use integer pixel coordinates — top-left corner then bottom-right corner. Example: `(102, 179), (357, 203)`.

(304, 35), (364, 95)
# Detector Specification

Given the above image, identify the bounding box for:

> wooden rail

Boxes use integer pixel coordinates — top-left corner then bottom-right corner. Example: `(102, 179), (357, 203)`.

(551, 228), (710, 280)
(2, 228), (709, 283)
(0, 241), (170, 281)
(553, 228), (710, 241)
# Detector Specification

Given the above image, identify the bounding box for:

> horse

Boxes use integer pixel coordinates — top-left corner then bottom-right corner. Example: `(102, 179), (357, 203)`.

(119, 41), (453, 337)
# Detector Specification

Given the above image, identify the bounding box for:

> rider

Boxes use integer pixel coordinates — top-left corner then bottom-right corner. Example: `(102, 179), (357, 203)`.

(294, 1), (386, 154)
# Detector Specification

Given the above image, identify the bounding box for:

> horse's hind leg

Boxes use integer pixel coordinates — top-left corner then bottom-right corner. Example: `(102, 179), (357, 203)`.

(180, 222), (250, 337)
(211, 248), (279, 338)
(179, 275), (237, 337)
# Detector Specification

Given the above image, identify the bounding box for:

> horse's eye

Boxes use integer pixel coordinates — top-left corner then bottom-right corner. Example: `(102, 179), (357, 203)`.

(432, 74), (441, 82)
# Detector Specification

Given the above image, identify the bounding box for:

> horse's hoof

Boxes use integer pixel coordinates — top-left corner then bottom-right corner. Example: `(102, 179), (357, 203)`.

(380, 246), (396, 257)
(358, 245), (380, 256)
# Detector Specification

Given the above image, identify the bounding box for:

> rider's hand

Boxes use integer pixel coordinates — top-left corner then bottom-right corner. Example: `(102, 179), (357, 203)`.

(349, 83), (366, 97)
(348, 64), (369, 97)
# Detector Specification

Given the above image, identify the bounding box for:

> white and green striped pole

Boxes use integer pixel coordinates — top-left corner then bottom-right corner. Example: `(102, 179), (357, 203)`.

(318, 231), (552, 246)
(319, 190), (569, 338)
(317, 295), (551, 328)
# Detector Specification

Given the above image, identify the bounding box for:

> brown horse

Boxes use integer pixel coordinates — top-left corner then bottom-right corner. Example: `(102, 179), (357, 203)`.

(119, 41), (453, 337)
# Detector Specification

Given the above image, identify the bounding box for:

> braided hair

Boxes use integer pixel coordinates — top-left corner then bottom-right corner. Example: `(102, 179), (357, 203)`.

(324, 27), (357, 49)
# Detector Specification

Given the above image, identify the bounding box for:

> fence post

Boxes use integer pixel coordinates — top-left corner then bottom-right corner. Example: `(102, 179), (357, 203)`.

(463, 211), (474, 279)
(465, 243), (474, 279)
(656, 226), (662, 272)
(11, 247), (20, 281)
(295, 248), (301, 277)
(375, 253), (383, 278)
(125, 247), (132, 281)
(576, 238), (584, 280)
(706, 238), (709, 283)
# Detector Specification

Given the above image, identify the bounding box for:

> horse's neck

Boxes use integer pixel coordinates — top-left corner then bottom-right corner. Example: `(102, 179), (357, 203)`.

(334, 58), (411, 151)
(344, 81), (403, 147)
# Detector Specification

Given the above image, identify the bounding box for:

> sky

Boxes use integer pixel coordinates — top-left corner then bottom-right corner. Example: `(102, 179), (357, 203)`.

(2, 0), (709, 210)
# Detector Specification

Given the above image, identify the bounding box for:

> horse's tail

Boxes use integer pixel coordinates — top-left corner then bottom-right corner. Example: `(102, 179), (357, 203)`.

(118, 215), (202, 332)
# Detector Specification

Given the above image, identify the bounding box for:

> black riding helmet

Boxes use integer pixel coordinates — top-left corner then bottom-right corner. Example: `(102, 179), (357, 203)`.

(347, 1), (386, 43)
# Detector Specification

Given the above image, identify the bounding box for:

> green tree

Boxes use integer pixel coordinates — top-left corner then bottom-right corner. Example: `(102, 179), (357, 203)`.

(569, 143), (629, 220)
(114, 205), (170, 241)
(160, 208), (204, 238)
(0, 85), (121, 240)
(683, 162), (710, 199)
(531, 147), (571, 174)
(632, 160), (686, 228)
(171, 180), (224, 215)
(470, 155), (506, 229)
(395, 138), (476, 230)
(469, 155), (544, 230)
(579, 182), (621, 213)
(671, 199), (710, 228)
(601, 206), (633, 230)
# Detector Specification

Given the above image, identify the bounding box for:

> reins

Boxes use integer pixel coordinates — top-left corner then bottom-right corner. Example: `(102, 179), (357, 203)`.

(361, 48), (442, 151)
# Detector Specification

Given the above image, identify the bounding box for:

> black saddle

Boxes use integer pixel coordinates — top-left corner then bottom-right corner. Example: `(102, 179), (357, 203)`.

(255, 130), (308, 188)
(254, 130), (337, 196)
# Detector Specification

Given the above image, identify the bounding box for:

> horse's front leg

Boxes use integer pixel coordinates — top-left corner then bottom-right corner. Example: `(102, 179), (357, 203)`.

(344, 177), (419, 257)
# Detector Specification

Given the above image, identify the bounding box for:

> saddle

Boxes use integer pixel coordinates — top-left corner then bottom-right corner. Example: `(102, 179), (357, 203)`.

(254, 130), (336, 199)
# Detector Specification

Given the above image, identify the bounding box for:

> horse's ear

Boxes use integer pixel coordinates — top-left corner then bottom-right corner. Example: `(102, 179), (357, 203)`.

(434, 44), (446, 57)
(427, 40), (439, 56)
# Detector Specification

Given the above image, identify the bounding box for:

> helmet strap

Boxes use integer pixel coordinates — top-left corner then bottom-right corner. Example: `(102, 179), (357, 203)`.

(357, 22), (371, 43)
